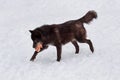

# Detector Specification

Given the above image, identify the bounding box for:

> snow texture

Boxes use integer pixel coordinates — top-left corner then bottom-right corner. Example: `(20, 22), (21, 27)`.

(0, 0), (120, 80)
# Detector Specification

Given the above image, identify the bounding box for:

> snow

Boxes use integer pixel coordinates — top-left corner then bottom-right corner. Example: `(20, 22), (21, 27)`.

(0, 0), (120, 80)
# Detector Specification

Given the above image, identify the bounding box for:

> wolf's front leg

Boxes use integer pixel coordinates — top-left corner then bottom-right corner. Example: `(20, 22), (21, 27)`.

(30, 51), (39, 61)
(56, 44), (62, 62)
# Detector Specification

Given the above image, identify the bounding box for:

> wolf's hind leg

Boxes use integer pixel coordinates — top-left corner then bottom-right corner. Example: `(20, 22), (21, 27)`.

(77, 38), (94, 53)
(71, 41), (79, 54)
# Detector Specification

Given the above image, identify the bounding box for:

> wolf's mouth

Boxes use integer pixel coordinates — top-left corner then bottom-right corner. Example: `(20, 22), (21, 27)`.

(35, 43), (43, 52)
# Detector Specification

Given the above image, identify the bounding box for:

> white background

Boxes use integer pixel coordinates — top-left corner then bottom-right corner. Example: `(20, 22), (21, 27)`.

(0, 0), (120, 80)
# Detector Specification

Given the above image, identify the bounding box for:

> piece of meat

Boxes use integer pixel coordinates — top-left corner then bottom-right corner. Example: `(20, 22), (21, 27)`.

(35, 43), (43, 52)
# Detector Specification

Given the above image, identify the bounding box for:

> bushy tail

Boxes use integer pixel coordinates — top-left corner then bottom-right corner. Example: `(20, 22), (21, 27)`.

(79, 10), (97, 24)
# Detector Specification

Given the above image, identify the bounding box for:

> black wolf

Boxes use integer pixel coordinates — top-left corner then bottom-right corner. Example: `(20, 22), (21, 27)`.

(29, 10), (97, 62)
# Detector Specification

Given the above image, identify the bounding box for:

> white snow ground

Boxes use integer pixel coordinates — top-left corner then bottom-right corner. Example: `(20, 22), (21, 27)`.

(0, 0), (120, 80)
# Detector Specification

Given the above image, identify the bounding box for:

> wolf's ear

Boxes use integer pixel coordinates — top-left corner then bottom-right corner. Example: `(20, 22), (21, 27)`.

(29, 30), (33, 33)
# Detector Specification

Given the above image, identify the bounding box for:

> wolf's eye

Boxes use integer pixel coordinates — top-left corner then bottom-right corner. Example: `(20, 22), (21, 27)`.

(34, 39), (40, 43)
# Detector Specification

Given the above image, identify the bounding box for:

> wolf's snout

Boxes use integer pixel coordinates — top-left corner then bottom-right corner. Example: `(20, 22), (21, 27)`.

(33, 44), (36, 48)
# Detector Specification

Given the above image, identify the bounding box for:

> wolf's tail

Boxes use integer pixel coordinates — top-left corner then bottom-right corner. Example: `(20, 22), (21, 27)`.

(79, 10), (97, 24)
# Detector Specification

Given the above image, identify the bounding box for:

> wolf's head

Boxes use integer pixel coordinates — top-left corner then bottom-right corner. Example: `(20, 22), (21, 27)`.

(29, 30), (48, 52)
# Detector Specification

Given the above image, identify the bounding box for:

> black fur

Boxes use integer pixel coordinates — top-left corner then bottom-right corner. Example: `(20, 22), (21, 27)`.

(29, 10), (97, 61)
